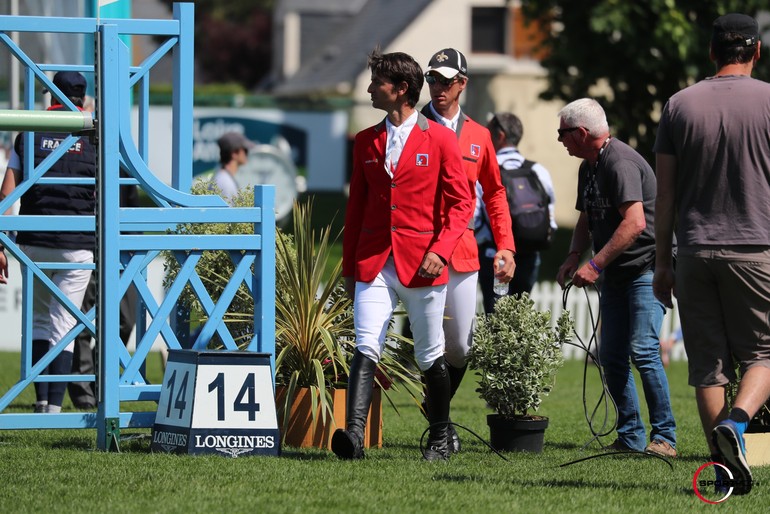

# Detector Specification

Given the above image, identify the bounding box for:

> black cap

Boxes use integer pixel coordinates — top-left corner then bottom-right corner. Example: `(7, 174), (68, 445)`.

(49, 71), (87, 98)
(425, 48), (468, 79)
(217, 131), (256, 154)
(713, 13), (759, 47)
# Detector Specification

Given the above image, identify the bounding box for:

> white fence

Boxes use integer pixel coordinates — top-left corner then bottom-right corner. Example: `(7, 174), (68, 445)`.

(529, 281), (686, 361)
(0, 265), (688, 363)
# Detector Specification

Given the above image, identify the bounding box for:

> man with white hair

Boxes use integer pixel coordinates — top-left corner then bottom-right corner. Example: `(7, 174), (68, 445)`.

(555, 98), (677, 459)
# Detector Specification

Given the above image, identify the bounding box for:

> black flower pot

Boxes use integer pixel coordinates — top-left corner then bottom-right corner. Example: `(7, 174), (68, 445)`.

(487, 414), (549, 453)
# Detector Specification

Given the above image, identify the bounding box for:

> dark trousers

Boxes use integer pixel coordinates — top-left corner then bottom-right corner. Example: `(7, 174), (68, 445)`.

(68, 275), (138, 406)
(478, 245), (541, 315)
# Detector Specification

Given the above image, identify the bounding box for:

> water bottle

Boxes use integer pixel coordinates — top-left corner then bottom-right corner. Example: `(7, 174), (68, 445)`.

(493, 259), (508, 296)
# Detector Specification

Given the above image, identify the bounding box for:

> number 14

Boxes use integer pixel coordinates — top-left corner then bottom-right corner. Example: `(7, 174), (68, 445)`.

(208, 372), (261, 421)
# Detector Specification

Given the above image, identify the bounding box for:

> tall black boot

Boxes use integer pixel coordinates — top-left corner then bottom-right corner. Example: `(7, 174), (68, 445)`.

(331, 350), (376, 460)
(32, 339), (50, 409)
(423, 357), (451, 461)
(448, 363), (467, 399)
(446, 363), (468, 453)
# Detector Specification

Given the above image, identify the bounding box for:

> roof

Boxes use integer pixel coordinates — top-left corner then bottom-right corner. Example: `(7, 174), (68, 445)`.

(274, 0), (433, 96)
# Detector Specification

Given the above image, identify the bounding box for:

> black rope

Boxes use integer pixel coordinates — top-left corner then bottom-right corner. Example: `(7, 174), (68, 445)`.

(561, 282), (618, 447)
(413, 281), (673, 470)
(559, 449), (674, 471)
(559, 281), (674, 470)
(419, 422), (509, 461)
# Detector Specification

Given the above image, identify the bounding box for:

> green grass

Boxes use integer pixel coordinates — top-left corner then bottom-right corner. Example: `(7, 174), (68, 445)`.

(0, 353), (767, 513)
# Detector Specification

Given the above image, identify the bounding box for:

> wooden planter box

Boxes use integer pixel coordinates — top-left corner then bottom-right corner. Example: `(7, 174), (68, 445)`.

(745, 433), (770, 467)
(275, 386), (382, 450)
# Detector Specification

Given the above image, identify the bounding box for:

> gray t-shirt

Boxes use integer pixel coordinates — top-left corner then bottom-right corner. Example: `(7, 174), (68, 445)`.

(654, 75), (770, 247)
(576, 138), (657, 282)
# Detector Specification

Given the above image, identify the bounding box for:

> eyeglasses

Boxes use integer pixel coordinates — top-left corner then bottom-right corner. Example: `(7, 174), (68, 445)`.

(425, 74), (459, 86)
(557, 127), (581, 140)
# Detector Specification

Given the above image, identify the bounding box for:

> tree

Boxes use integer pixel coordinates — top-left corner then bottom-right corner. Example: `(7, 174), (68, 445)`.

(521, 1), (770, 161)
(159, 0), (274, 88)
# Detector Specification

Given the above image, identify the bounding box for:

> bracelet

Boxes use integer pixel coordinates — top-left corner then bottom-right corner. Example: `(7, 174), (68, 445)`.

(588, 259), (603, 274)
(568, 250), (580, 258)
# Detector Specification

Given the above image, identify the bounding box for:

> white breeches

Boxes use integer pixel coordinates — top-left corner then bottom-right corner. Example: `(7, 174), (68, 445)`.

(354, 256), (447, 371)
(443, 268), (478, 368)
(22, 245), (93, 353)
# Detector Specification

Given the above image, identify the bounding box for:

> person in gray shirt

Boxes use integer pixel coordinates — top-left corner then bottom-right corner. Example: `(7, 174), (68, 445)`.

(653, 13), (770, 495)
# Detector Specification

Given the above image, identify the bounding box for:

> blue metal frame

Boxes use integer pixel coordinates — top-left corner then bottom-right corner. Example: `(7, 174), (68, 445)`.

(0, 3), (276, 451)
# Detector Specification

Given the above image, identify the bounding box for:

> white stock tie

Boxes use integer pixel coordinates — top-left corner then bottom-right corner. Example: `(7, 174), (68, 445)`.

(385, 125), (407, 178)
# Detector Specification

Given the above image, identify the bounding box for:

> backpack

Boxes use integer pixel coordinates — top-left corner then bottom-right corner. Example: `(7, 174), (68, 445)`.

(499, 159), (552, 252)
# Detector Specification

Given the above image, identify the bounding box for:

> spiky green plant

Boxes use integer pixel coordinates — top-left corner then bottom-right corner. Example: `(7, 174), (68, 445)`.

(163, 186), (423, 440)
(469, 293), (573, 419)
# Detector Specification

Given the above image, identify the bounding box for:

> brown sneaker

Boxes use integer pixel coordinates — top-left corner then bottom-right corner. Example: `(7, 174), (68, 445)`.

(645, 439), (677, 458)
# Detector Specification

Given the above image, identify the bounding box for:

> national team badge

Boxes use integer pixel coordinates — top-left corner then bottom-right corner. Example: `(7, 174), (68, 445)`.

(470, 144), (480, 157)
(416, 154), (429, 166)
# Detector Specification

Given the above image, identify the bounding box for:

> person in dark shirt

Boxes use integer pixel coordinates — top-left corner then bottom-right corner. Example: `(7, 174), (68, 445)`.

(0, 71), (96, 413)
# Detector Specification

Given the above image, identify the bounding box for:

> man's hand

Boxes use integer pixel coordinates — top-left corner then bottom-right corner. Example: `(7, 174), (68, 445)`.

(653, 267), (675, 308)
(556, 253), (580, 289)
(418, 251), (445, 279)
(493, 249), (515, 283)
(0, 251), (7, 285)
(571, 262), (600, 288)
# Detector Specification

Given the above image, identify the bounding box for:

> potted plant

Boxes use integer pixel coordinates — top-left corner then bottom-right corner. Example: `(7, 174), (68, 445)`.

(468, 293), (573, 453)
(164, 185), (423, 449)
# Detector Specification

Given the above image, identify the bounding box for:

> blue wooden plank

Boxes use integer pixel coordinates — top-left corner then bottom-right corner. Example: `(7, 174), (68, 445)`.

(0, 16), (180, 36)
(120, 234), (262, 251)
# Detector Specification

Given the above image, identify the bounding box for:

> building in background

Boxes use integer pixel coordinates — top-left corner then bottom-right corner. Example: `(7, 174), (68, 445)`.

(269, 0), (578, 228)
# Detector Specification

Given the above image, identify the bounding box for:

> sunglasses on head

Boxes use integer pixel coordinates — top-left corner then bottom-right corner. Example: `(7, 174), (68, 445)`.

(425, 74), (459, 86)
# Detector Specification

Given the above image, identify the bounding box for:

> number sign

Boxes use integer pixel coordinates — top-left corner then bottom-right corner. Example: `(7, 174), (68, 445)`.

(151, 350), (280, 457)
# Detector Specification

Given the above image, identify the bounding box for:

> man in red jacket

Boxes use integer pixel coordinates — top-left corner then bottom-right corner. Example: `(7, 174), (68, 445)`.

(421, 48), (516, 452)
(333, 49), (473, 461)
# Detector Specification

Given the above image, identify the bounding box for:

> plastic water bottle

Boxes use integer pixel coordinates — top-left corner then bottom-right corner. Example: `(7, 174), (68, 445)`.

(493, 259), (508, 296)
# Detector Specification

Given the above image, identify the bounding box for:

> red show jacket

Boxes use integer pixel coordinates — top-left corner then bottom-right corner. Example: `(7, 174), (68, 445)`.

(343, 113), (473, 288)
(421, 106), (515, 272)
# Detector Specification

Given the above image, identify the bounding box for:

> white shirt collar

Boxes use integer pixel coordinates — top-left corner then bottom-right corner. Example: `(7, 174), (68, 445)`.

(429, 102), (460, 132)
(385, 110), (418, 135)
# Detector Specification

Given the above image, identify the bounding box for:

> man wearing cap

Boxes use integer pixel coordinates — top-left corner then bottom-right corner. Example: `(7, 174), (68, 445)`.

(654, 13), (770, 495)
(419, 48), (515, 453)
(213, 131), (256, 203)
(0, 71), (96, 413)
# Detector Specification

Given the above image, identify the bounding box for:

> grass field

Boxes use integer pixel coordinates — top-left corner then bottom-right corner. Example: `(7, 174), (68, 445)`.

(0, 352), (767, 513)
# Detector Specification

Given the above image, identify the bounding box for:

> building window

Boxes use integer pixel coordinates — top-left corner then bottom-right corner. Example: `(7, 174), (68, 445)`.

(471, 7), (507, 54)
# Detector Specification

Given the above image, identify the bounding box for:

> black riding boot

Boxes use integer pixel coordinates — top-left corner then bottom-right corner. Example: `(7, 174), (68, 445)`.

(423, 357), (451, 461)
(446, 363), (467, 453)
(331, 350), (376, 460)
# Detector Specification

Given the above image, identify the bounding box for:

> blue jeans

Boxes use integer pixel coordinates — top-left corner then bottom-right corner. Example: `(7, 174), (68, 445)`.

(599, 272), (676, 450)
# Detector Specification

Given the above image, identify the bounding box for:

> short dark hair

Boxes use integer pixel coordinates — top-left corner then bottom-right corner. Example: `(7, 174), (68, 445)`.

(712, 33), (758, 68)
(489, 112), (523, 146)
(367, 48), (424, 107)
